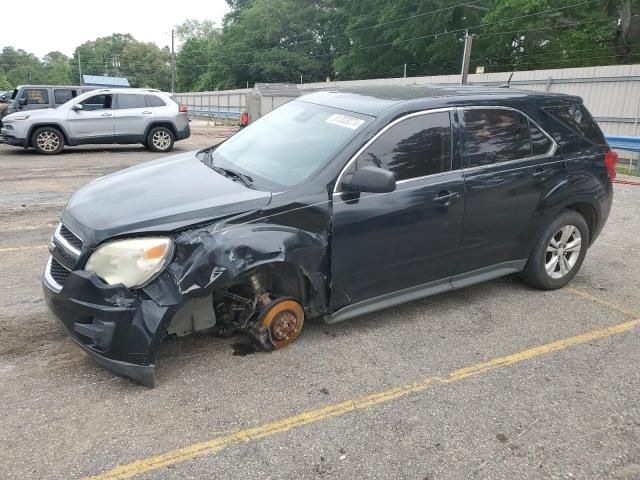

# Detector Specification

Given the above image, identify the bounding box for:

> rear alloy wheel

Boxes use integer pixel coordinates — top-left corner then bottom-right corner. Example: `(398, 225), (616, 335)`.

(259, 298), (305, 349)
(31, 127), (64, 155)
(545, 225), (582, 279)
(520, 210), (589, 290)
(146, 126), (174, 152)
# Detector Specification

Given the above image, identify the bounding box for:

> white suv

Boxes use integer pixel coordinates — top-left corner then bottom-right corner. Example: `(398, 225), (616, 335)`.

(1, 88), (190, 154)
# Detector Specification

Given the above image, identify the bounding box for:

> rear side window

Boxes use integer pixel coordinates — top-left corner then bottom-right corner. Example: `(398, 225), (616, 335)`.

(464, 109), (531, 167)
(544, 104), (605, 145)
(117, 94), (147, 109)
(21, 88), (49, 105)
(355, 112), (452, 181)
(146, 95), (166, 107)
(54, 89), (76, 104)
(530, 122), (553, 156)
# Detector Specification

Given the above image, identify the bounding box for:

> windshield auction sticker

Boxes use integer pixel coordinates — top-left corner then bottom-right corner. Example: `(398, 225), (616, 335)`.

(326, 114), (365, 130)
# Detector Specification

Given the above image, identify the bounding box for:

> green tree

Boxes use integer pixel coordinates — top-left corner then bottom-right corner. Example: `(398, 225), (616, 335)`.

(71, 33), (136, 79)
(0, 47), (45, 85)
(42, 51), (73, 85)
(184, 0), (334, 90)
(0, 68), (12, 90)
(120, 42), (171, 89)
(331, 0), (486, 79)
(473, 0), (616, 73)
(176, 19), (220, 91)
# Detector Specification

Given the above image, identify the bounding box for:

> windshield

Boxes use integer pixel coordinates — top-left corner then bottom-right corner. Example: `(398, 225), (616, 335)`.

(202, 100), (372, 190)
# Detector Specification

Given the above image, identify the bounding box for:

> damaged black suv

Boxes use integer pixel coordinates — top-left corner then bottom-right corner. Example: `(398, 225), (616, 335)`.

(43, 85), (616, 386)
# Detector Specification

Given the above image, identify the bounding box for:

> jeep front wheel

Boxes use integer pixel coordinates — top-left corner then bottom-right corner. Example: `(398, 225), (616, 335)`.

(31, 127), (64, 155)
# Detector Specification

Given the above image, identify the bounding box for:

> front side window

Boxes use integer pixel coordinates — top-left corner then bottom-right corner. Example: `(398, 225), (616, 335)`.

(54, 89), (76, 104)
(117, 94), (147, 109)
(203, 100), (372, 190)
(464, 109), (532, 167)
(80, 94), (113, 111)
(353, 112), (452, 181)
(21, 88), (49, 105)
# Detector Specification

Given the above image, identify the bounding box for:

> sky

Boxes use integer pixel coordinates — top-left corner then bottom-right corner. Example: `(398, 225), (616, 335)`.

(0, 0), (230, 58)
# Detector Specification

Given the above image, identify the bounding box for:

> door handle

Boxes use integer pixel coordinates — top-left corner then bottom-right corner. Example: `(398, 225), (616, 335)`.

(532, 167), (549, 178)
(100, 112), (113, 117)
(142, 111), (152, 114)
(434, 191), (461, 203)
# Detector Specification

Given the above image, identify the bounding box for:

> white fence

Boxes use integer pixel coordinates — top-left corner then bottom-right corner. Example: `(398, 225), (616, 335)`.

(175, 64), (640, 139)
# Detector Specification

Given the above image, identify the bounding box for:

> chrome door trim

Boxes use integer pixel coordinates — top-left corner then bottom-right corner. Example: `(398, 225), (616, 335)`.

(333, 104), (561, 195)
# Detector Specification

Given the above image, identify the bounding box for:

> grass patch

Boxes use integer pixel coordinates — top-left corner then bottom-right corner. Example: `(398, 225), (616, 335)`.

(616, 165), (640, 177)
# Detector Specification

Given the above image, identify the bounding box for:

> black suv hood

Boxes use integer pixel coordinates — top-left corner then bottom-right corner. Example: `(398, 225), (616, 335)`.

(62, 151), (272, 246)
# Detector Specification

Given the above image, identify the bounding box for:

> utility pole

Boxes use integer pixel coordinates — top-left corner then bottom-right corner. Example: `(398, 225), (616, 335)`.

(300, 74), (303, 86)
(78, 49), (83, 85)
(460, 30), (473, 85)
(403, 63), (407, 78)
(171, 29), (176, 94)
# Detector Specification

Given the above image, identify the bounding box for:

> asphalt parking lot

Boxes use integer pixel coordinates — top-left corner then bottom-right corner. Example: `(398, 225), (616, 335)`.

(1, 125), (639, 480)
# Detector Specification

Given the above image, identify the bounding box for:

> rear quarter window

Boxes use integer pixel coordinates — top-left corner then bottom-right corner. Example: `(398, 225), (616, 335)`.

(146, 95), (166, 107)
(544, 104), (605, 146)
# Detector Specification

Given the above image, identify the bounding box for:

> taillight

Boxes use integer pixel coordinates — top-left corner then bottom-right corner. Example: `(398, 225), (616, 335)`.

(179, 105), (187, 113)
(604, 150), (618, 180)
(240, 112), (249, 126)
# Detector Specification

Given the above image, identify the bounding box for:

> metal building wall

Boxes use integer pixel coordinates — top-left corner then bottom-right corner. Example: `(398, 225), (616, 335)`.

(175, 65), (640, 138)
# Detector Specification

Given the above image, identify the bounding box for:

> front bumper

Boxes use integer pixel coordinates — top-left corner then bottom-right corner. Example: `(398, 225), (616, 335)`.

(1, 127), (27, 147)
(42, 265), (174, 387)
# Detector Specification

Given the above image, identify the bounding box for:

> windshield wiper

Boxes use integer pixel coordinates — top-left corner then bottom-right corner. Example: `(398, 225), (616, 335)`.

(212, 166), (254, 187)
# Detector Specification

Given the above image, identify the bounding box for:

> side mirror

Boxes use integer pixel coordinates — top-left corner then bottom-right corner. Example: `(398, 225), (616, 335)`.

(18, 98), (27, 106)
(71, 104), (83, 111)
(341, 166), (396, 194)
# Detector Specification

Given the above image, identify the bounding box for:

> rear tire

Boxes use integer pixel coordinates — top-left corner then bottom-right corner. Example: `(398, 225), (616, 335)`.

(31, 127), (64, 155)
(146, 126), (174, 152)
(520, 210), (589, 290)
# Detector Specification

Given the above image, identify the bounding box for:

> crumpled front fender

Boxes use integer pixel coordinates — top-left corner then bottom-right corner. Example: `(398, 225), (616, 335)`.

(142, 221), (330, 318)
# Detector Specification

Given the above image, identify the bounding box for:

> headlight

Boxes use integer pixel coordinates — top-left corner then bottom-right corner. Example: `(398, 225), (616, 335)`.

(85, 237), (174, 288)
(9, 114), (29, 121)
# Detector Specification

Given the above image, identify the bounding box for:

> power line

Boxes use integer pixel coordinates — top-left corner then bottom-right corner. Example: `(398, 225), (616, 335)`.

(0, 0), (620, 89)
(206, 0), (605, 69)
(86, 0), (604, 72)
(69, 0), (601, 71)
(281, 0), (489, 44)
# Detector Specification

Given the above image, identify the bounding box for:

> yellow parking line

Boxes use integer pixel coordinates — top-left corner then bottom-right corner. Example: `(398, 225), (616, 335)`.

(85, 317), (640, 480)
(0, 245), (48, 253)
(566, 287), (637, 318)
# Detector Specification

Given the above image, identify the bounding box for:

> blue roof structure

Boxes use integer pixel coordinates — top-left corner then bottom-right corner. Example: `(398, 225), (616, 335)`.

(82, 75), (130, 87)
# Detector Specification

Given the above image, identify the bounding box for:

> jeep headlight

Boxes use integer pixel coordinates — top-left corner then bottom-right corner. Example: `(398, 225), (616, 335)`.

(85, 237), (174, 288)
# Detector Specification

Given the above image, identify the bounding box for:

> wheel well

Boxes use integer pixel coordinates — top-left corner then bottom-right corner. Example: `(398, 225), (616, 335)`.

(28, 124), (69, 146)
(565, 202), (597, 244)
(146, 122), (177, 139)
(256, 262), (310, 306)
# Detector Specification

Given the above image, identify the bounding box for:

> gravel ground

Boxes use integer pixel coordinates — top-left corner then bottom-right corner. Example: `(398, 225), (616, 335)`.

(0, 127), (639, 480)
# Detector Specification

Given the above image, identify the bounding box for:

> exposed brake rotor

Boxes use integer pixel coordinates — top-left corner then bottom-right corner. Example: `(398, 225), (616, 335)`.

(259, 298), (305, 349)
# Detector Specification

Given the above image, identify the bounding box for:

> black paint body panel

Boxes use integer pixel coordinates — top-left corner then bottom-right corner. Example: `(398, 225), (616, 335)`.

(42, 85), (613, 385)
